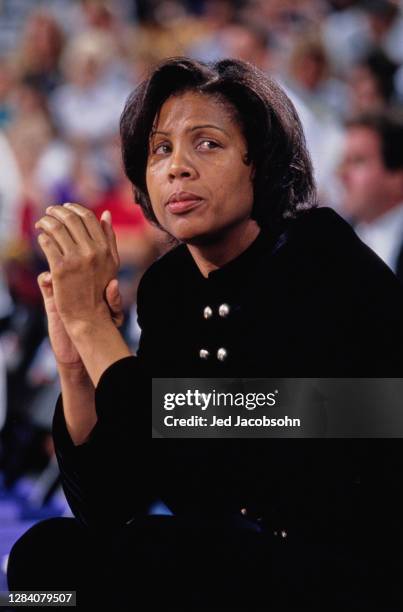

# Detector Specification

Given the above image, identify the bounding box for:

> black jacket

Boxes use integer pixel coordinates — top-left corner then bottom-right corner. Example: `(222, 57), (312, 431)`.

(135, 207), (403, 377)
(53, 207), (403, 537)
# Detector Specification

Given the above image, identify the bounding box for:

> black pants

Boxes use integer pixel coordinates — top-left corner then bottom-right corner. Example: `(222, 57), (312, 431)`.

(7, 516), (278, 610)
(7, 514), (399, 610)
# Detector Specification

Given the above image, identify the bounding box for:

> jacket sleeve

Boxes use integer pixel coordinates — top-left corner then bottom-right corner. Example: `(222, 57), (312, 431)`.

(52, 271), (156, 529)
(52, 356), (155, 529)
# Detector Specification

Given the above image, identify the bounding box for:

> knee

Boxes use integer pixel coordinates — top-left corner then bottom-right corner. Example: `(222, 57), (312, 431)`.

(9, 518), (81, 560)
(7, 518), (83, 590)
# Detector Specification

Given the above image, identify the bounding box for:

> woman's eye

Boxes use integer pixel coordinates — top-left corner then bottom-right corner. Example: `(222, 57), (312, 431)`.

(153, 143), (171, 155)
(197, 140), (219, 151)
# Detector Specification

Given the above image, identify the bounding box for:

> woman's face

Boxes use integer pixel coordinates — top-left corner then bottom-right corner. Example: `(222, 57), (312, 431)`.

(145, 91), (255, 243)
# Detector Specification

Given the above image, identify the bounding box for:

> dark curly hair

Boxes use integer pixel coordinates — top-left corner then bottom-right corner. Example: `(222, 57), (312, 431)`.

(120, 56), (317, 235)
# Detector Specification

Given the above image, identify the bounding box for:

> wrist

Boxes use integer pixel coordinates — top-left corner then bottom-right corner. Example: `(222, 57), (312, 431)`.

(62, 319), (132, 387)
(63, 309), (113, 342)
(57, 361), (93, 386)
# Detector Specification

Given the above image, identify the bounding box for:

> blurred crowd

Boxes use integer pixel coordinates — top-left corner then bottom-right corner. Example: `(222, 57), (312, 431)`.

(0, 0), (402, 516)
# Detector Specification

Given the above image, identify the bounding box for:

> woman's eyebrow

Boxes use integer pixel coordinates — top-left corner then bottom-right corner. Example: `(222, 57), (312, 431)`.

(150, 130), (169, 137)
(189, 124), (229, 136)
(150, 124), (229, 137)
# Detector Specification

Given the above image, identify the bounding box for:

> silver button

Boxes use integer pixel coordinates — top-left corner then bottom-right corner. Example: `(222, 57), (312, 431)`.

(217, 347), (228, 361)
(203, 306), (213, 319)
(199, 349), (210, 360)
(218, 303), (230, 317)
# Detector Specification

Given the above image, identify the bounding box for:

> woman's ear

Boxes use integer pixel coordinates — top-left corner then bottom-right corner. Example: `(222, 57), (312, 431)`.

(242, 151), (256, 181)
(242, 152), (255, 180)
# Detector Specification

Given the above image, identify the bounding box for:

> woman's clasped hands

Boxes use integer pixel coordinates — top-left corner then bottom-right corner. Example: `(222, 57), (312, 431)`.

(35, 203), (131, 386)
(35, 203), (119, 333)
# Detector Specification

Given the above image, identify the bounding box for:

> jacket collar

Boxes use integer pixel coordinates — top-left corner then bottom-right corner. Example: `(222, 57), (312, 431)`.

(182, 224), (282, 287)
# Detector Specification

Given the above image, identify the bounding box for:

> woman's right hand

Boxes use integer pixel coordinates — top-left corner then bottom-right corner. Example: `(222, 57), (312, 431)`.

(37, 209), (124, 375)
(38, 272), (124, 374)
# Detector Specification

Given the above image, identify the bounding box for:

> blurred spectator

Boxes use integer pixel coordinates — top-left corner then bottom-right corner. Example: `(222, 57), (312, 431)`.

(0, 107), (57, 496)
(0, 131), (22, 252)
(125, 0), (207, 75)
(7, 111), (53, 237)
(71, 1), (140, 92)
(11, 10), (65, 95)
(50, 30), (131, 143)
(0, 59), (16, 128)
(362, 0), (403, 64)
(322, 0), (371, 76)
(348, 48), (399, 115)
(322, 0), (403, 74)
(218, 17), (276, 73)
(186, 0), (238, 62)
(241, 0), (327, 66)
(282, 33), (346, 206)
(338, 110), (403, 281)
(10, 75), (52, 123)
(51, 140), (109, 212)
(286, 33), (350, 119)
(79, 0), (131, 30)
(0, 130), (19, 435)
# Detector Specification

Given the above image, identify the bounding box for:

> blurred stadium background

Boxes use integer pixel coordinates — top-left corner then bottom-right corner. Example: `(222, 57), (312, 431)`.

(0, 0), (403, 590)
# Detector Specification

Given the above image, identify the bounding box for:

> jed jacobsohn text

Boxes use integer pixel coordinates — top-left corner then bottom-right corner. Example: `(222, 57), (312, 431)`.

(163, 389), (278, 411)
(164, 414), (301, 428)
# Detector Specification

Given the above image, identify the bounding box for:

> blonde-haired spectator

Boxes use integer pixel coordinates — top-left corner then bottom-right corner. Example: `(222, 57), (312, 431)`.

(50, 29), (131, 143)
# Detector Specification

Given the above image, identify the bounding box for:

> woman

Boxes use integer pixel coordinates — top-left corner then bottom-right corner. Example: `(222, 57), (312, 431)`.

(8, 58), (403, 609)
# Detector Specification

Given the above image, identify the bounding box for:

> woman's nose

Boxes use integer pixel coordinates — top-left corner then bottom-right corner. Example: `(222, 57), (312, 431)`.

(168, 165), (192, 179)
(168, 149), (197, 180)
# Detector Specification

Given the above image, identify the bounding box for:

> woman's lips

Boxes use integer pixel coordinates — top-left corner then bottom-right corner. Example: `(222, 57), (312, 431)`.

(166, 198), (204, 214)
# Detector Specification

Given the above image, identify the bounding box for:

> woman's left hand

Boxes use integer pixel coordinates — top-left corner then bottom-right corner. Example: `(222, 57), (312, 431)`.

(35, 203), (120, 333)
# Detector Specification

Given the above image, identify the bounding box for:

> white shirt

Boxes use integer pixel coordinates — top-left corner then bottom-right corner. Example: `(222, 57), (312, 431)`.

(0, 131), (21, 247)
(355, 203), (403, 273)
(50, 78), (131, 141)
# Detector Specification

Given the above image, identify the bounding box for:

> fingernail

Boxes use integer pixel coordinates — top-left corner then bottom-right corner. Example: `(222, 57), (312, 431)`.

(46, 206), (53, 213)
(102, 210), (112, 224)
